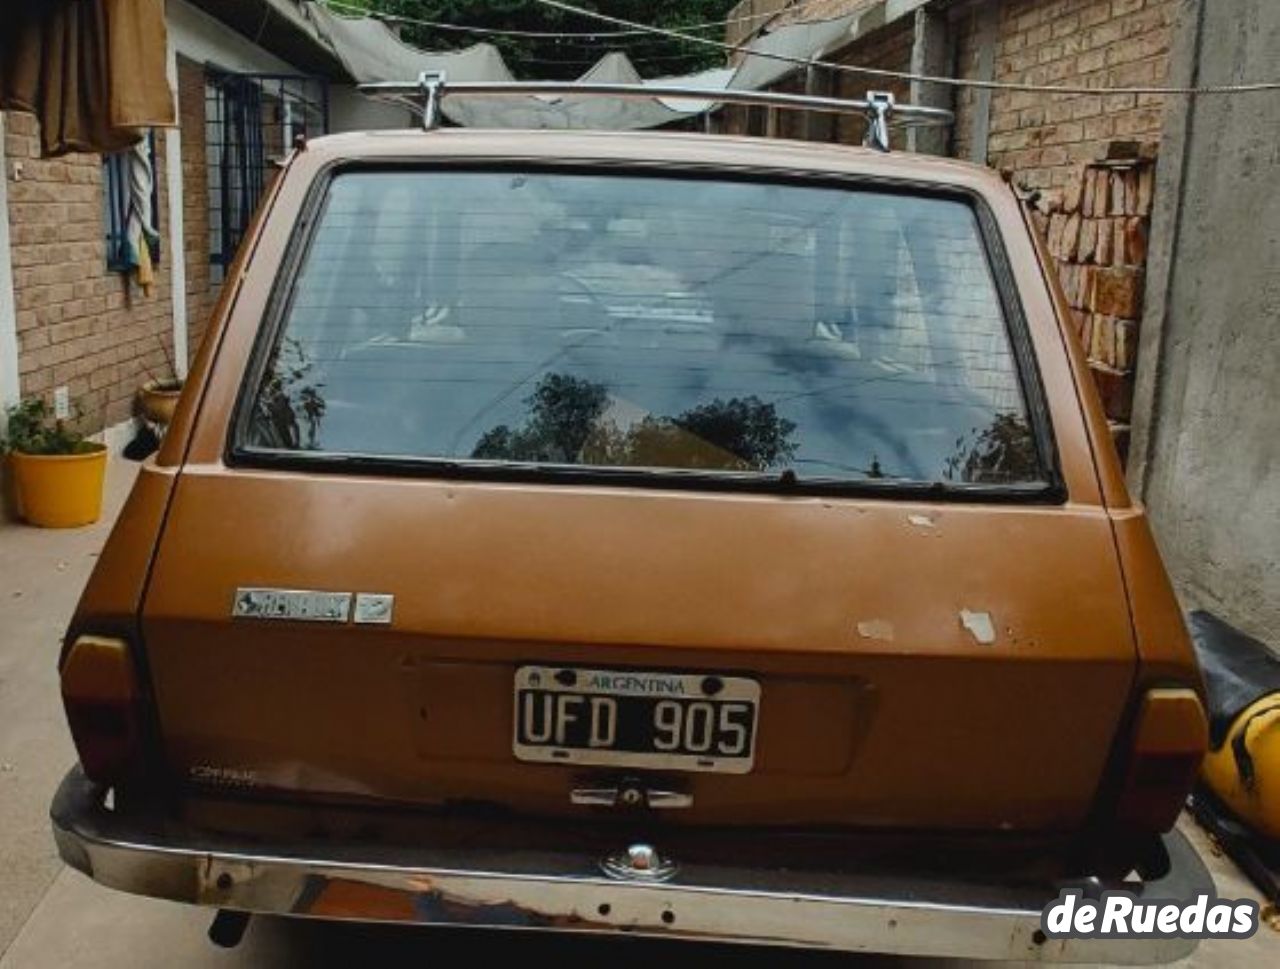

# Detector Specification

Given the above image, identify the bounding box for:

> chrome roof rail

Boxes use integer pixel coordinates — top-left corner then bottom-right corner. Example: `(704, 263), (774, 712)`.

(357, 72), (952, 152)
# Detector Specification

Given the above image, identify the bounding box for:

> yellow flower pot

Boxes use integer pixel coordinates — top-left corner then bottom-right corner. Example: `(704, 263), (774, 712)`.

(9, 444), (108, 528)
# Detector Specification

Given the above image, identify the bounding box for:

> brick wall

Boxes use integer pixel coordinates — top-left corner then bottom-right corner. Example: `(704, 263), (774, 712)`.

(178, 56), (215, 363)
(831, 19), (915, 148)
(770, 73), (807, 140)
(722, 0), (1175, 174)
(949, 0), (1176, 460)
(4, 111), (176, 435)
(954, 0), (1176, 188)
(716, 17), (915, 146)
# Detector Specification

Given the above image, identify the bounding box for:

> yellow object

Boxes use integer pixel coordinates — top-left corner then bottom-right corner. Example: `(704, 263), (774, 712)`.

(1201, 694), (1280, 840)
(135, 231), (155, 297)
(9, 445), (107, 528)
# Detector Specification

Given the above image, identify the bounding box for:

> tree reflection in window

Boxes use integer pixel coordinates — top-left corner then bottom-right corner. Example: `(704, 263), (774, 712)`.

(944, 412), (1039, 484)
(473, 373), (797, 473)
(251, 337), (327, 450)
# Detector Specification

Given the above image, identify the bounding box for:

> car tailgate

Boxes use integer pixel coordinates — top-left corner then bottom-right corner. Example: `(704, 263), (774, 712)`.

(140, 466), (1135, 831)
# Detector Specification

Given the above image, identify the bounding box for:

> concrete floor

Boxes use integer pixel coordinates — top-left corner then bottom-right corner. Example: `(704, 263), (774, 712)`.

(0, 458), (1274, 967)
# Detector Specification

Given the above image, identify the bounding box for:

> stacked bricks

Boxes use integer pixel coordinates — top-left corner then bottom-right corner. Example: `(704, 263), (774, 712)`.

(954, 0), (1176, 188)
(1031, 144), (1156, 460)
(4, 110), (176, 435)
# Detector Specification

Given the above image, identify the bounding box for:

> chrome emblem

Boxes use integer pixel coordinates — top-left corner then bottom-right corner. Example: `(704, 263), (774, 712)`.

(232, 588), (352, 622)
(353, 593), (395, 624)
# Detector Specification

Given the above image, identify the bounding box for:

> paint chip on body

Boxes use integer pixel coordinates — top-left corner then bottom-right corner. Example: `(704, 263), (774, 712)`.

(856, 619), (895, 642)
(907, 514), (936, 528)
(960, 609), (996, 644)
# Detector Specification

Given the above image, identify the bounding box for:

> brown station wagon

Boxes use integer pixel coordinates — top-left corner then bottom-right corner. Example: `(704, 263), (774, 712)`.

(51, 84), (1211, 961)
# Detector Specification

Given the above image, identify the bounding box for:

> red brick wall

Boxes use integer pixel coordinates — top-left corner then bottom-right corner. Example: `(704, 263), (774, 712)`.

(953, 0), (1176, 188)
(177, 56), (215, 363)
(5, 111), (176, 434)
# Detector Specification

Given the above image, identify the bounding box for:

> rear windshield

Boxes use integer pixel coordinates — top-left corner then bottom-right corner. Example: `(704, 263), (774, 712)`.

(244, 170), (1044, 487)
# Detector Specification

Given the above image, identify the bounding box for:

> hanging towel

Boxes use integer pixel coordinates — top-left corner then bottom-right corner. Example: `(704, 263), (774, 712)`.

(126, 134), (160, 294)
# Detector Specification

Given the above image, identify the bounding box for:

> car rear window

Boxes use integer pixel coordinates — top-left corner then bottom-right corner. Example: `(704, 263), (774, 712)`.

(243, 170), (1044, 488)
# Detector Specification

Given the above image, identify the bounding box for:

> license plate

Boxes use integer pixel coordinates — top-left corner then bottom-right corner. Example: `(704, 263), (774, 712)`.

(512, 666), (760, 774)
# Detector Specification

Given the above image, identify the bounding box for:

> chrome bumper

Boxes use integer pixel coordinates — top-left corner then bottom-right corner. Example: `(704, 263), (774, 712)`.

(52, 767), (1209, 962)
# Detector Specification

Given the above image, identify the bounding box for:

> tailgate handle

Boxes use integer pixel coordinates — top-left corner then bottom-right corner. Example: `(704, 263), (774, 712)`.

(570, 780), (692, 810)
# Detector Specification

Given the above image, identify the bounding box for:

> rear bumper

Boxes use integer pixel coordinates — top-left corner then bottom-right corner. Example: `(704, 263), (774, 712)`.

(52, 767), (1209, 962)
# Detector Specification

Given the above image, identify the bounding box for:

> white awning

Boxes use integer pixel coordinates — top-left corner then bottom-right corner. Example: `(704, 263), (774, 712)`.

(303, 2), (872, 129)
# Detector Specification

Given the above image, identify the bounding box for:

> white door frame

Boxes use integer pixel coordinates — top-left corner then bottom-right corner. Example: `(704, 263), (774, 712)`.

(0, 113), (20, 419)
(165, 38), (189, 377)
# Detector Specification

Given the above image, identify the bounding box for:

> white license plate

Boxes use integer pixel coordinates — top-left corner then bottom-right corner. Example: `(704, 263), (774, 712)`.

(512, 666), (760, 774)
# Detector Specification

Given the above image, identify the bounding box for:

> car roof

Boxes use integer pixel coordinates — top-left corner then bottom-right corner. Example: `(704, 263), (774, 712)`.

(300, 128), (1013, 195)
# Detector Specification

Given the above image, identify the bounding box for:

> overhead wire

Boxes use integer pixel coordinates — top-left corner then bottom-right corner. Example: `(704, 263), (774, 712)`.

(318, 0), (1280, 96)
(319, 0), (822, 39)
(532, 0), (1280, 96)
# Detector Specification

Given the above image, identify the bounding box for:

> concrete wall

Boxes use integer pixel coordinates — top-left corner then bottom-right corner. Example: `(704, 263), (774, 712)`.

(1132, 0), (1280, 642)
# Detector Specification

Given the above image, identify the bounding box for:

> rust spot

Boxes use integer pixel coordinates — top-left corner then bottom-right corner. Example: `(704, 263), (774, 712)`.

(856, 619), (895, 642)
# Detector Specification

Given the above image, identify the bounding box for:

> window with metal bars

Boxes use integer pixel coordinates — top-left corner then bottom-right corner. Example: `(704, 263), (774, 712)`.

(204, 69), (328, 284)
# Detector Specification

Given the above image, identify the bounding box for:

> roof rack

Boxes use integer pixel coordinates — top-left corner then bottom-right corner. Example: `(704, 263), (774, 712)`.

(358, 71), (953, 152)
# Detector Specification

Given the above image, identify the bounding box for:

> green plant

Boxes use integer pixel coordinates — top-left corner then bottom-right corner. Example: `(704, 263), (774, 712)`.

(350, 1), (742, 80)
(2, 398), (97, 456)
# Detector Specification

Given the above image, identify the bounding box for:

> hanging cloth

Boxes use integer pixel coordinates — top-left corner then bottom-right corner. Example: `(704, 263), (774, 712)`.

(0, 0), (175, 158)
(105, 134), (161, 292)
(125, 134), (160, 294)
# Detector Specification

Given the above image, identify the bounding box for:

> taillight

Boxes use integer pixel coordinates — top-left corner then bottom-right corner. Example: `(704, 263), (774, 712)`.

(1114, 687), (1208, 832)
(60, 635), (145, 785)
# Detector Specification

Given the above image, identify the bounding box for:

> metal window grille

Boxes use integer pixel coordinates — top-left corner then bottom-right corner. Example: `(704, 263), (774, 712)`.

(103, 131), (159, 272)
(205, 70), (328, 283)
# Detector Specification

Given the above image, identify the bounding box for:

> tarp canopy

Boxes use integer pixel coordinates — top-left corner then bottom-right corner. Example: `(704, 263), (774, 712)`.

(304, 2), (869, 130)
(0, 0), (174, 157)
